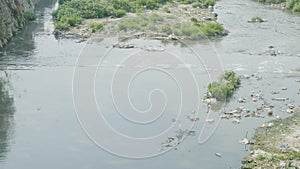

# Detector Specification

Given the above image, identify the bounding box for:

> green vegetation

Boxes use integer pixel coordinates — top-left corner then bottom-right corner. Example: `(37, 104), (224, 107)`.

(207, 71), (241, 101)
(242, 113), (300, 168)
(118, 14), (164, 31)
(163, 7), (171, 13)
(118, 13), (226, 39)
(53, 0), (171, 29)
(53, 0), (218, 30)
(257, 154), (266, 161)
(24, 11), (37, 21)
(178, 0), (215, 7)
(89, 23), (104, 32)
(256, 0), (300, 12)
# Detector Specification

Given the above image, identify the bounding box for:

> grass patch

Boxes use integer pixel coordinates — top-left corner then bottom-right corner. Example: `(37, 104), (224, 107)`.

(89, 23), (104, 32)
(24, 11), (37, 21)
(118, 13), (164, 31)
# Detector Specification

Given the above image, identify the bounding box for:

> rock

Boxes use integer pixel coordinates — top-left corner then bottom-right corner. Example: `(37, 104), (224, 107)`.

(113, 43), (135, 49)
(287, 104), (295, 109)
(265, 108), (273, 116)
(240, 138), (250, 145)
(247, 16), (266, 23)
(286, 108), (294, 114)
(238, 97), (247, 103)
(232, 118), (240, 124)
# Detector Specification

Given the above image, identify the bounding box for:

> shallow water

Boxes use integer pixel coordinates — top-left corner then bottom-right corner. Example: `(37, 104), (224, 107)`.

(0, 0), (299, 168)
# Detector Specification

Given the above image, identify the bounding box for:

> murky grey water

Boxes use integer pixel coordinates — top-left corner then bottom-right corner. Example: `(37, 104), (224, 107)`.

(0, 0), (299, 168)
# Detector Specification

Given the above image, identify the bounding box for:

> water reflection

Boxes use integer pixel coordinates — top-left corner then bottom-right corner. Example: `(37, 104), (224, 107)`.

(0, 74), (15, 161)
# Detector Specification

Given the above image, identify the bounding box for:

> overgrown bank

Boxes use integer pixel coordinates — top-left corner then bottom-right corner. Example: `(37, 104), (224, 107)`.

(255, 0), (300, 12)
(52, 0), (228, 40)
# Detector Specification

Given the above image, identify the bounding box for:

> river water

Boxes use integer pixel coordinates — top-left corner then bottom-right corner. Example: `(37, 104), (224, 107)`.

(0, 0), (299, 168)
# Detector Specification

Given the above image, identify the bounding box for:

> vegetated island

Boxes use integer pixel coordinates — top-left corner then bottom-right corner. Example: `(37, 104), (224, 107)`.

(52, 0), (228, 40)
(242, 112), (300, 169)
(255, 0), (300, 12)
(206, 71), (241, 101)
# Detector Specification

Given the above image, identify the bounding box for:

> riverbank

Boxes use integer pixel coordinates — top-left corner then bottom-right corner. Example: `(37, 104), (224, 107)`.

(254, 0), (300, 12)
(0, 0), (38, 48)
(53, 0), (228, 40)
(242, 112), (300, 168)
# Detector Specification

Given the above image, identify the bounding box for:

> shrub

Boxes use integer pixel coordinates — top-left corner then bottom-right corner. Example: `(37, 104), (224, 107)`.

(54, 22), (69, 30)
(163, 7), (171, 13)
(114, 9), (126, 18)
(197, 22), (226, 36)
(207, 71), (240, 101)
(292, 2), (300, 11)
(89, 23), (104, 32)
(24, 11), (37, 21)
(257, 154), (266, 161)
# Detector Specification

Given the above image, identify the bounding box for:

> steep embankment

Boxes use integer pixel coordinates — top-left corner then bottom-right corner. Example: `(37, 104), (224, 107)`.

(0, 0), (37, 48)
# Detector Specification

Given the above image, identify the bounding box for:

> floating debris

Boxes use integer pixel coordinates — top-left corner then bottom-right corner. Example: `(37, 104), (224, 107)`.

(232, 118), (240, 124)
(187, 130), (196, 136)
(240, 138), (250, 145)
(215, 153), (222, 158)
(260, 122), (274, 128)
(272, 97), (289, 101)
(238, 97), (247, 103)
(205, 119), (215, 123)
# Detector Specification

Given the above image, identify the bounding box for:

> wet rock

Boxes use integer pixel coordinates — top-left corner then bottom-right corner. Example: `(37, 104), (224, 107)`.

(247, 16), (266, 23)
(238, 97), (247, 103)
(271, 90), (279, 94)
(113, 43), (135, 49)
(286, 108), (295, 114)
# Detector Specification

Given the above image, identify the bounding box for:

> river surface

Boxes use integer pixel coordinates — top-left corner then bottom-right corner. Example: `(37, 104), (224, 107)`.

(0, 0), (299, 168)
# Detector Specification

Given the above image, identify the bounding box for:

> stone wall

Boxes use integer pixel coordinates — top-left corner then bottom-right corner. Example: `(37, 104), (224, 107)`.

(0, 0), (38, 48)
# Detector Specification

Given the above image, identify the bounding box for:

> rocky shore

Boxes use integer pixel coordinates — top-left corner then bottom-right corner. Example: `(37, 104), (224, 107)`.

(0, 0), (38, 48)
(54, 1), (226, 40)
(242, 112), (300, 169)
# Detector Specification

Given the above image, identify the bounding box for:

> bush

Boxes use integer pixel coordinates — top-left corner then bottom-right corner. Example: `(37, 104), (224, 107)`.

(54, 22), (69, 30)
(54, 16), (82, 30)
(114, 9), (126, 18)
(163, 7), (171, 13)
(178, 0), (215, 7)
(292, 2), (300, 11)
(24, 11), (37, 21)
(256, 154), (266, 161)
(197, 22), (226, 36)
(207, 71), (240, 101)
(89, 23), (104, 32)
